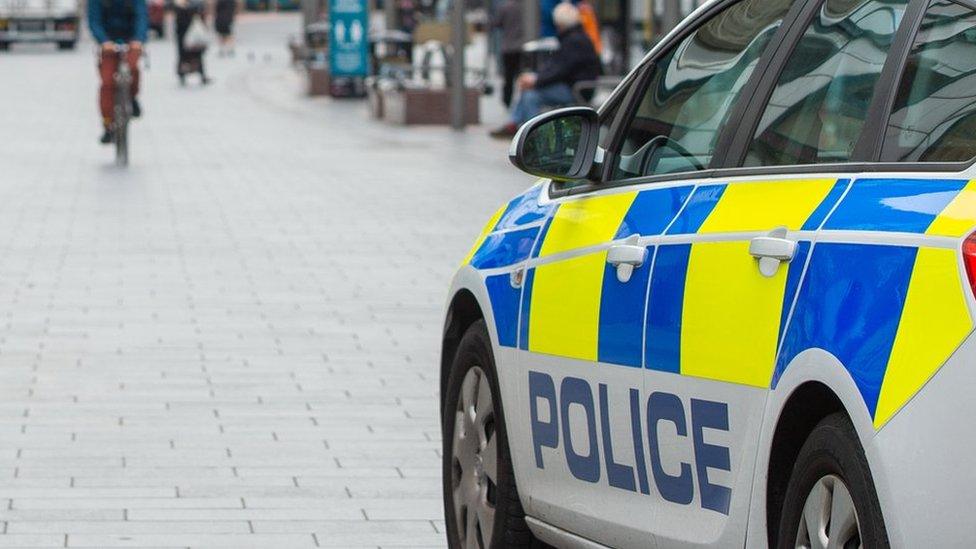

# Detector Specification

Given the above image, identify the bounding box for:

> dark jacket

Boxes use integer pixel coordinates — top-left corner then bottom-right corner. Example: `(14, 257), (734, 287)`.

(175, 0), (204, 38)
(535, 25), (601, 89)
(215, 0), (236, 32)
(492, 0), (524, 54)
(89, 0), (148, 44)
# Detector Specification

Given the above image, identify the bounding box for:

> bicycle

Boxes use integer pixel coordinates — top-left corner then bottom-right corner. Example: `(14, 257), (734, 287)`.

(110, 44), (133, 167)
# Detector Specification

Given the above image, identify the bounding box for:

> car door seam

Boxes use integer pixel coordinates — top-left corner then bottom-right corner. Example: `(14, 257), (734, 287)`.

(814, 179), (855, 231)
(772, 179), (852, 386)
(640, 183), (700, 370)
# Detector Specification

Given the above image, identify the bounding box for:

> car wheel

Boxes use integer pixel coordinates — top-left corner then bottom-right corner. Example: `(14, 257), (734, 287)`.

(776, 412), (889, 549)
(0, 41), (9, 51)
(443, 320), (533, 549)
(57, 41), (75, 50)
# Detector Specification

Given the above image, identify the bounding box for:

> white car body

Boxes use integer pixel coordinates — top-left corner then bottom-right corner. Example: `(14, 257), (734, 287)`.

(445, 169), (976, 548)
(441, 0), (976, 546)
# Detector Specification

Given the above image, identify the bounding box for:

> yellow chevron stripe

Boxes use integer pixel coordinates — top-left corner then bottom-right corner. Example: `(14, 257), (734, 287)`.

(875, 247), (973, 428)
(462, 204), (507, 266)
(681, 240), (790, 386)
(529, 192), (636, 360)
(529, 251), (608, 361)
(927, 180), (976, 237)
(681, 179), (836, 387)
(538, 192), (637, 257)
(696, 179), (836, 233)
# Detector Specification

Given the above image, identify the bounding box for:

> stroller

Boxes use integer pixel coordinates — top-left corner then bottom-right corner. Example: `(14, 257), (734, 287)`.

(179, 45), (208, 85)
(175, 0), (210, 85)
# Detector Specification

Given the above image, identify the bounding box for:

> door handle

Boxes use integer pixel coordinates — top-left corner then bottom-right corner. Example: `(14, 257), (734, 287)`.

(608, 235), (647, 283)
(749, 227), (796, 277)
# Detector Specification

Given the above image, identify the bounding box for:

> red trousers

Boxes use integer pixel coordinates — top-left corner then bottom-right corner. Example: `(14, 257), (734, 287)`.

(98, 48), (141, 125)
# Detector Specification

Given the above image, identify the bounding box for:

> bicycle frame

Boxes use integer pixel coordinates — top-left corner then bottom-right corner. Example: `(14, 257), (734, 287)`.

(103, 44), (135, 167)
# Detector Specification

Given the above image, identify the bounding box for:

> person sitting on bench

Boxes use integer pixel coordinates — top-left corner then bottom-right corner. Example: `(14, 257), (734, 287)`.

(491, 2), (601, 139)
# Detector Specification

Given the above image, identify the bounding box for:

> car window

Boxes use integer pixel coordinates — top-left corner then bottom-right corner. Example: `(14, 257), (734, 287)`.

(610, 0), (796, 181)
(745, 0), (910, 167)
(881, 0), (976, 163)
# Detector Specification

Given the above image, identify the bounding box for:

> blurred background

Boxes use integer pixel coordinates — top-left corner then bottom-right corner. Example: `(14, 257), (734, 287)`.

(0, 0), (696, 546)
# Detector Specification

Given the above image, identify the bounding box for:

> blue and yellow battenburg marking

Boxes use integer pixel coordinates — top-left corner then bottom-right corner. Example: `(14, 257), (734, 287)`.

(529, 191), (639, 361)
(678, 178), (838, 388)
(469, 178), (976, 428)
(468, 183), (556, 348)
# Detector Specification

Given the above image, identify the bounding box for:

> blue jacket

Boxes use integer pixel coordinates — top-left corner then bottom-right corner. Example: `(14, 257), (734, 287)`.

(89, 0), (148, 44)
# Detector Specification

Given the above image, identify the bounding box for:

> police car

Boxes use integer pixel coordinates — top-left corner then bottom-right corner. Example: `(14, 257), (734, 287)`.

(441, 0), (976, 547)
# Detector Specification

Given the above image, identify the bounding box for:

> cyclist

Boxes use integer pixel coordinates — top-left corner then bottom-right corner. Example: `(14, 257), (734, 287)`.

(88, 0), (148, 144)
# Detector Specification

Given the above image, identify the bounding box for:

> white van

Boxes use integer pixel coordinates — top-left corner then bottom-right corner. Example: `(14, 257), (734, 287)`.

(0, 0), (81, 50)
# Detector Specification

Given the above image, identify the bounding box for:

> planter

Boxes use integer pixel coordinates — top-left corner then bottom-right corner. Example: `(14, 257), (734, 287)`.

(381, 86), (480, 125)
(307, 64), (330, 96)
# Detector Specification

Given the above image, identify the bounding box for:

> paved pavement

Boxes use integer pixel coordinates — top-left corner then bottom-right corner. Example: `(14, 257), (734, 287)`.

(0, 13), (528, 548)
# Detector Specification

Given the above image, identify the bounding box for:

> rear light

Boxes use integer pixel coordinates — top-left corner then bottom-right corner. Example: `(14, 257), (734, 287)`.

(962, 232), (976, 294)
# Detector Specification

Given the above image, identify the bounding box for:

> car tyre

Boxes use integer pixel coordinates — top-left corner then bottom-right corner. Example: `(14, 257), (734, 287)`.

(0, 41), (9, 51)
(776, 412), (889, 549)
(57, 41), (76, 50)
(443, 319), (534, 549)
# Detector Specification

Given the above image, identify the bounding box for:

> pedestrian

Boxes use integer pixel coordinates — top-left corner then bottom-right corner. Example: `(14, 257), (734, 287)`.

(542, 0), (601, 49)
(89, 0), (148, 143)
(174, 0), (211, 85)
(214, 0), (237, 57)
(491, 0), (524, 109)
(490, 2), (600, 138)
(396, 0), (417, 33)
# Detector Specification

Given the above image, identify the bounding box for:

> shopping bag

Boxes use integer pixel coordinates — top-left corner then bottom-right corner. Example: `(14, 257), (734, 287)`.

(184, 17), (211, 50)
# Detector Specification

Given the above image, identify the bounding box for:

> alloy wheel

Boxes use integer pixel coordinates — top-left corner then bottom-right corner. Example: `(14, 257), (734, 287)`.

(795, 474), (862, 549)
(451, 366), (498, 549)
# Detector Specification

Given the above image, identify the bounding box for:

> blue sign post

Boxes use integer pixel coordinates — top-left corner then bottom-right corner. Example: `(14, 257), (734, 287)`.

(329, 0), (369, 78)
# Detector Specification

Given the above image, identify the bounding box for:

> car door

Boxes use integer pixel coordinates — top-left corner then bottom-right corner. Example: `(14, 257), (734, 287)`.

(621, 0), (912, 546)
(508, 0), (802, 546)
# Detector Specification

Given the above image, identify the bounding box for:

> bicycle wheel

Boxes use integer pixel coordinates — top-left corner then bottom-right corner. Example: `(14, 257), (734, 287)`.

(115, 119), (128, 167)
(114, 66), (131, 167)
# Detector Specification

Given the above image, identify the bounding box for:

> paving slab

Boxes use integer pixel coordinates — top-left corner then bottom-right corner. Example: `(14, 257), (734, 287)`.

(0, 11), (527, 549)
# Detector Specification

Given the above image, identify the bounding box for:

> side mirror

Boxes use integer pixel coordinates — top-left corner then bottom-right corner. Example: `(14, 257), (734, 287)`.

(508, 107), (600, 182)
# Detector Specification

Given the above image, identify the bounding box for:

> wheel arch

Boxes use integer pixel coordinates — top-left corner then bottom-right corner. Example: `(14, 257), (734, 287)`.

(441, 287), (486, 414)
(764, 380), (846, 546)
(760, 348), (881, 547)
